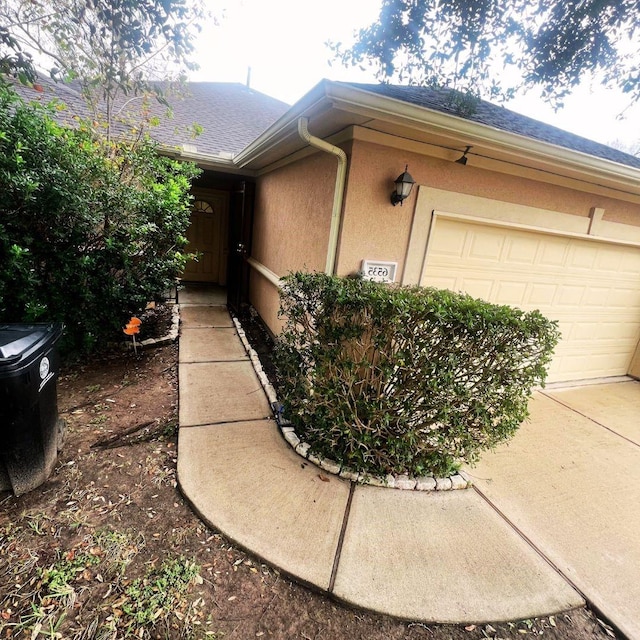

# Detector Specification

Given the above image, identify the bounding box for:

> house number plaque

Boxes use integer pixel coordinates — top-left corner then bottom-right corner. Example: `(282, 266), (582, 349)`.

(361, 260), (397, 283)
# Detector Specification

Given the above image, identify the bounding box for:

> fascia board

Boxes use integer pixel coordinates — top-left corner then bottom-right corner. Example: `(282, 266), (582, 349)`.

(324, 83), (640, 192)
(157, 145), (256, 176)
(233, 81), (333, 167)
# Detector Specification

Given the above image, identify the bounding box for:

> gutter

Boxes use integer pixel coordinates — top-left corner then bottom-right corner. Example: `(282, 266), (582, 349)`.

(156, 145), (257, 176)
(325, 82), (640, 192)
(297, 117), (347, 275)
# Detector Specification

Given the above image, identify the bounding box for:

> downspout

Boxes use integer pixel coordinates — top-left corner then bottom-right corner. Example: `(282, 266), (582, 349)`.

(297, 117), (347, 275)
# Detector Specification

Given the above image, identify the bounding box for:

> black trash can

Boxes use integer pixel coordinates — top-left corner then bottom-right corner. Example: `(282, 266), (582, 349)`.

(0, 323), (65, 495)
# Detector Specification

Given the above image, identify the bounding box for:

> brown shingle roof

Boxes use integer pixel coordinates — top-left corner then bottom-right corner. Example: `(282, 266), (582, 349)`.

(11, 76), (638, 172)
(146, 82), (289, 155)
(12, 77), (289, 157)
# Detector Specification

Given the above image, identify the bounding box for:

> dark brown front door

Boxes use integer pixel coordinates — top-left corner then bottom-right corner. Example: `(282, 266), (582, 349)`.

(227, 181), (255, 313)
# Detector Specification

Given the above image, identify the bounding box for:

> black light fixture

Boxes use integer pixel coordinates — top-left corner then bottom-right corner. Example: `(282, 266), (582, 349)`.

(455, 146), (472, 165)
(390, 165), (415, 206)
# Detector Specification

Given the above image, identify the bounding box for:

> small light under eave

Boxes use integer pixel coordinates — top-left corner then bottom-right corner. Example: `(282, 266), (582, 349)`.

(390, 165), (416, 206)
(455, 146), (472, 165)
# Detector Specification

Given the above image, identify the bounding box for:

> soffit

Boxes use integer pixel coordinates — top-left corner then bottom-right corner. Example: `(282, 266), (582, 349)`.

(235, 81), (640, 199)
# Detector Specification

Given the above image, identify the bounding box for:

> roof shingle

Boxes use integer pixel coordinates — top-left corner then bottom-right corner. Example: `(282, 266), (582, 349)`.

(12, 77), (289, 157)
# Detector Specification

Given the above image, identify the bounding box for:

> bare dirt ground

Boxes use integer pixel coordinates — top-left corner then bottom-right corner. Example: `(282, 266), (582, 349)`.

(0, 309), (618, 639)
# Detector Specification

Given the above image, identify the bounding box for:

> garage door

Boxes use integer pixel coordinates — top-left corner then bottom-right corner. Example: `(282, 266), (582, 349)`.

(422, 215), (640, 383)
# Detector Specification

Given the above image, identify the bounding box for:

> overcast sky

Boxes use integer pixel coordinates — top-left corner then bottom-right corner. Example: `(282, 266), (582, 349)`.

(193, 0), (640, 151)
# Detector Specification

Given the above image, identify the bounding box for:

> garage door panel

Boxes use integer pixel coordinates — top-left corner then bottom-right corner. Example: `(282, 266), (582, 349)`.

(555, 285), (586, 306)
(423, 218), (640, 382)
(607, 288), (640, 308)
(469, 231), (505, 260)
(594, 248), (625, 271)
(506, 236), (538, 263)
(539, 241), (569, 267)
(495, 281), (529, 305)
(583, 287), (611, 307)
(568, 244), (599, 270)
(529, 284), (558, 306)
(458, 278), (494, 300)
(434, 225), (466, 256)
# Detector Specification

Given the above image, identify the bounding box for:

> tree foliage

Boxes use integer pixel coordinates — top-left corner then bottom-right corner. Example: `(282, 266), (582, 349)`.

(0, 24), (36, 83)
(0, 84), (200, 354)
(0, 0), (206, 136)
(275, 273), (560, 478)
(332, 0), (640, 104)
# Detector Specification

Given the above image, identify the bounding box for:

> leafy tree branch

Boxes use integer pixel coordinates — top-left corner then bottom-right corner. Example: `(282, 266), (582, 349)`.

(332, 0), (640, 106)
(0, 0), (207, 139)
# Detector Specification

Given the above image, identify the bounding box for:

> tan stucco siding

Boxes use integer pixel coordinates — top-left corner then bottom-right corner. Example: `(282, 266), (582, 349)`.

(250, 151), (337, 332)
(337, 139), (640, 279)
(253, 151), (336, 275)
(249, 269), (284, 335)
(337, 140), (416, 278)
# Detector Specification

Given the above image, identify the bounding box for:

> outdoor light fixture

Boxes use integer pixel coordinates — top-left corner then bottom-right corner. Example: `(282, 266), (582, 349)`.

(390, 165), (415, 206)
(455, 146), (472, 165)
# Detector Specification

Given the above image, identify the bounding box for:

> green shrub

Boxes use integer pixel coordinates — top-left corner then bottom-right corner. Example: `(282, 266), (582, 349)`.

(275, 272), (560, 478)
(0, 84), (199, 354)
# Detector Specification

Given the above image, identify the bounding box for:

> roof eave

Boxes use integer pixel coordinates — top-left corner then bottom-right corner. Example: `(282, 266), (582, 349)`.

(157, 145), (257, 176)
(233, 80), (640, 194)
(324, 83), (640, 193)
(233, 80), (334, 168)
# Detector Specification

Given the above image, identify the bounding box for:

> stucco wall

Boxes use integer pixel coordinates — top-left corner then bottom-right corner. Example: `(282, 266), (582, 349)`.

(249, 134), (640, 343)
(250, 150), (337, 332)
(337, 139), (640, 278)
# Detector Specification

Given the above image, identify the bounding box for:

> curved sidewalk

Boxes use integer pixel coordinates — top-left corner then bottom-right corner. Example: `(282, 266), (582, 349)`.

(176, 289), (583, 624)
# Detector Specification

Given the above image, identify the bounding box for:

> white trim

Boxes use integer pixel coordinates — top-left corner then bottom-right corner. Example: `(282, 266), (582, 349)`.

(325, 83), (640, 192)
(247, 257), (283, 289)
(233, 81), (640, 196)
(404, 186), (640, 286)
(431, 210), (640, 249)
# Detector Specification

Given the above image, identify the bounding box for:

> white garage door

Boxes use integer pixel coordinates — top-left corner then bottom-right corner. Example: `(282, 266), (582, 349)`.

(422, 215), (640, 383)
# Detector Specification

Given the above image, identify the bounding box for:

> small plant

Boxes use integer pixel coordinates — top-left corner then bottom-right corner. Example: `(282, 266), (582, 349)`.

(41, 550), (100, 602)
(275, 272), (560, 478)
(118, 556), (201, 635)
(93, 528), (145, 580)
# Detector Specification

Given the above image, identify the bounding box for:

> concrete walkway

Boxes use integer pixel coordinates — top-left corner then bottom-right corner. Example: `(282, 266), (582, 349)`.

(176, 285), (589, 626)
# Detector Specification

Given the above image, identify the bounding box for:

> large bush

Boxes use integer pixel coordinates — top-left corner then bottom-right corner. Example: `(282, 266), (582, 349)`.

(0, 84), (199, 354)
(275, 272), (560, 478)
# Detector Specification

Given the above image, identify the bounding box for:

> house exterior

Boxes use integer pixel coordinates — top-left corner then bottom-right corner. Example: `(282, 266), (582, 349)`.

(229, 81), (640, 385)
(16, 78), (640, 384)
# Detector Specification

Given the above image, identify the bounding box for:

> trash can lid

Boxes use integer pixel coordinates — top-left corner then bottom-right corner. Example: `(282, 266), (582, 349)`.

(0, 324), (62, 365)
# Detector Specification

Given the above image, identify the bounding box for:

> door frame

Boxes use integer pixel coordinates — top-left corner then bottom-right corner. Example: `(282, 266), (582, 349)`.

(227, 181), (255, 314)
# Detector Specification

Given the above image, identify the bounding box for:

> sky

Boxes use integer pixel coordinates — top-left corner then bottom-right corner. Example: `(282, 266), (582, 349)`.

(192, 0), (640, 152)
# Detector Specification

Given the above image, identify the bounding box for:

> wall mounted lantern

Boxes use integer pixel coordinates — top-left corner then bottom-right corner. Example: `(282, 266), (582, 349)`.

(455, 146), (472, 165)
(390, 165), (415, 206)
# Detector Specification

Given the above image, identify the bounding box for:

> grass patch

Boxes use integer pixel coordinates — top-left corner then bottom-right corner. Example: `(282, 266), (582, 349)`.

(0, 523), (202, 640)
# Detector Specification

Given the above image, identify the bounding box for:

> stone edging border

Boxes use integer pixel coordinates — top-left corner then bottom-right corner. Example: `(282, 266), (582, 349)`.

(231, 315), (471, 492)
(139, 303), (180, 348)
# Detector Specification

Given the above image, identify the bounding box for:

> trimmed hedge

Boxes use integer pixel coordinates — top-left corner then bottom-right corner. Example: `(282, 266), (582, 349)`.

(275, 272), (560, 478)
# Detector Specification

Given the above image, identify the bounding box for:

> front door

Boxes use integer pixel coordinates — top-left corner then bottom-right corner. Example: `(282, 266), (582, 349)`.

(183, 191), (229, 284)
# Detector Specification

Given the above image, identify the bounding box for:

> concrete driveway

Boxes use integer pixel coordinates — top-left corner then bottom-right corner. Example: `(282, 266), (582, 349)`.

(467, 380), (640, 639)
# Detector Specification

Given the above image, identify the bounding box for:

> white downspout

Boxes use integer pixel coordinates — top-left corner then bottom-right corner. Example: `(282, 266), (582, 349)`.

(297, 117), (347, 275)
